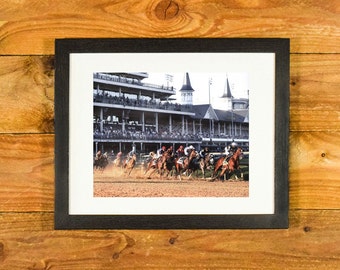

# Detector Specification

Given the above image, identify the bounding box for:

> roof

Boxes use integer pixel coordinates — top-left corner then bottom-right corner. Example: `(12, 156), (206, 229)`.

(179, 72), (195, 92)
(215, 109), (245, 122)
(221, 77), (233, 98)
(233, 109), (249, 123)
(192, 105), (247, 123)
(192, 104), (218, 120)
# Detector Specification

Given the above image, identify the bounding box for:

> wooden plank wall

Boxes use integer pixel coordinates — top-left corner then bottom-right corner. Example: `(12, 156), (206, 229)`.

(0, 0), (339, 269)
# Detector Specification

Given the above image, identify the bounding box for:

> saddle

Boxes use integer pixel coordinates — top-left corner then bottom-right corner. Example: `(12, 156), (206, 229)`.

(177, 156), (186, 164)
(223, 155), (232, 165)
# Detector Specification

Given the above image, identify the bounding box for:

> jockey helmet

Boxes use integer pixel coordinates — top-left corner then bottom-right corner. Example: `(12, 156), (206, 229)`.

(231, 142), (238, 148)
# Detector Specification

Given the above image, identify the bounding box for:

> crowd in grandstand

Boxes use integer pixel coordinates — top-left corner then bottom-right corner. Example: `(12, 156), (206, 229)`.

(94, 92), (192, 112)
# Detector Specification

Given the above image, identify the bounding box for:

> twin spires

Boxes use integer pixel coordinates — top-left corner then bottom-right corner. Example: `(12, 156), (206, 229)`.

(179, 72), (234, 110)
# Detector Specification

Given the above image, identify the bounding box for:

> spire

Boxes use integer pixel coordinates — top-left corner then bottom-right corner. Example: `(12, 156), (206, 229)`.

(179, 73), (195, 105)
(221, 77), (233, 98)
(179, 72), (194, 92)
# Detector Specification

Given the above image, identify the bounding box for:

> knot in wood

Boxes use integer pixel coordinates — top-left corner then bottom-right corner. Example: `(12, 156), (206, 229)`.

(303, 226), (311, 232)
(112, 252), (120, 259)
(169, 237), (176, 244)
(155, 0), (180, 20)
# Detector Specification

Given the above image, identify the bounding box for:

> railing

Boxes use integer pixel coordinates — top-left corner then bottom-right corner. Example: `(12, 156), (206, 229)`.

(94, 94), (193, 113)
(94, 72), (176, 92)
(94, 131), (201, 142)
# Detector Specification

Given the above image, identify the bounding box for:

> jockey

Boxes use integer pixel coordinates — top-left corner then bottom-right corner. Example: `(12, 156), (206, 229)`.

(199, 146), (209, 159)
(126, 144), (136, 163)
(166, 145), (173, 156)
(184, 145), (195, 156)
(224, 141), (238, 160)
(95, 150), (102, 160)
(116, 151), (123, 162)
(156, 145), (167, 158)
(175, 145), (184, 157)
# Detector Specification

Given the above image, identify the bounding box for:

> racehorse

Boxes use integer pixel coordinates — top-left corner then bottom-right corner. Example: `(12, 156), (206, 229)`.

(144, 152), (158, 178)
(162, 153), (176, 179)
(213, 147), (243, 180)
(145, 151), (173, 179)
(199, 153), (214, 179)
(112, 152), (123, 168)
(174, 149), (197, 181)
(123, 153), (137, 176)
(93, 152), (108, 172)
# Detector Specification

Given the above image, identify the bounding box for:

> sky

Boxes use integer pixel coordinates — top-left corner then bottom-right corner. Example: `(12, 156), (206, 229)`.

(143, 72), (249, 107)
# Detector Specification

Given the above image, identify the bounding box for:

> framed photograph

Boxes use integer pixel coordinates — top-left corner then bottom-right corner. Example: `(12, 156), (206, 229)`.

(55, 38), (289, 229)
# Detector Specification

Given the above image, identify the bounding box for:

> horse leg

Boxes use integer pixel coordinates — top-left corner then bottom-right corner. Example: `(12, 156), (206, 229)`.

(147, 168), (155, 179)
(219, 165), (228, 181)
(234, 171), (239, 180)
(144, 164), (151, 176)
(212, 163), (221, 180)
(175, 164), (182, 181)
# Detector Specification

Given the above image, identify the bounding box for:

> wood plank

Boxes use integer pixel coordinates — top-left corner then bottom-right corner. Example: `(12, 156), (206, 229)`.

(290, 54), (340, 131)
(0, 210), (339, 269)
(0, 134), (54, 212)
(0, 54), (340, 133)
(0, 56), (54, 133)
(289, 132), (340, 209)
(0, 132), (339, 212)
(0, 0), (339, 54)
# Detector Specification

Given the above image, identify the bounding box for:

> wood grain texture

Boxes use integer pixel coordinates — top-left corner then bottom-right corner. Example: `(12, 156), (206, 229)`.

(0, 132), (339, 212)
(0, 134), (54, 212)
(290, 54), (340, 131)
(0, 0), (339, 268)
(0, 211), (339, 269)
(0, 0), (339, 54)
(0, 56), (54, 133)
(289, 132), (340, 209)
(0, 54), (339, 133)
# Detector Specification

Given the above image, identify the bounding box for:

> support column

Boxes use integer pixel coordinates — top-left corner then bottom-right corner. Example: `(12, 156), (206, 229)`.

(199, 119), (202, 134)
(141, 111), (145, 133)
(100, 107), (104, 133)
(185, 118), (188, 134)
(169, 114), (172, 133)
(212, 120), (215, 136)
(155, 112), (159, 133)
(182, 115), (185, 135)
(122, 110), (125, 133)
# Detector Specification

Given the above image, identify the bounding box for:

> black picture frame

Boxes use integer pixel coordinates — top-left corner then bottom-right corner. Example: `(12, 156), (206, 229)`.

(55, 38), (289, 229)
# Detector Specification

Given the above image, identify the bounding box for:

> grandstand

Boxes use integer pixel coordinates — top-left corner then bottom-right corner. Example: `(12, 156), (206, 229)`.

(93, 72), (249, 156)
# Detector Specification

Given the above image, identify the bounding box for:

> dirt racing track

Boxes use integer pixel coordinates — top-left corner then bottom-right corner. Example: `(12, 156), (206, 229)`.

(94, 165), (249, 197)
